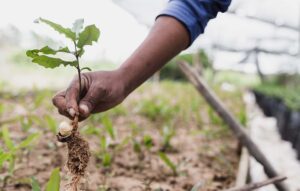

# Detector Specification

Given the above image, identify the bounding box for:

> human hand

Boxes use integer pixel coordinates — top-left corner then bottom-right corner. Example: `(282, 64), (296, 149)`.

(52, 70), (127, 121)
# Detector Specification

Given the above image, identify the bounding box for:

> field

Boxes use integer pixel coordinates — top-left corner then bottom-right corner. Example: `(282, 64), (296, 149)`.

(0, 81), (246, 191)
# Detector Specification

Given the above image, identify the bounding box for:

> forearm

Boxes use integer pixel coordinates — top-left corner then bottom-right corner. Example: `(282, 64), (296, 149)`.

(119, 16), (189, 95)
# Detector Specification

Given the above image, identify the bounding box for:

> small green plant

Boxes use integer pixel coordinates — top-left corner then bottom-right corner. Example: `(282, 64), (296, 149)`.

(158, 152), (177, 175)
(26, 18), (100, 92)
(0, 149), (11, 170)
(81, 124), (101, 136)
(30, 90), (52, 110)
(26, 18), (100, 190)
(31, 177), (41, 191)
(101, 152), (113, 168)
(160, 125), (175, 151)
(98, 135), (113, 168)
(138, 98), (176, 122)
(44, 114), (58, 134)
(128, 122), (154, 161)
(132, 138), (144, 161)
(20, 116), (34, 132)
(133, 134), (154, 161)
(101, 114), (116, 140)
(143, 134), (154, 150)
(19, 115), (42, 133)
(31, 167), (61, 191)
(1, 126), (40, 174)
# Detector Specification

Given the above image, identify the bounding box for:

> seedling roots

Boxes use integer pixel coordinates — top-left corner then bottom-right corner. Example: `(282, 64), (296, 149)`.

(57, 116), (91, 191)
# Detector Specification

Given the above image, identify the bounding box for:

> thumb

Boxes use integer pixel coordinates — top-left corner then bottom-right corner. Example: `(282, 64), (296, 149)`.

(65, 79), (80, 117)
(79, 86), (107, 118)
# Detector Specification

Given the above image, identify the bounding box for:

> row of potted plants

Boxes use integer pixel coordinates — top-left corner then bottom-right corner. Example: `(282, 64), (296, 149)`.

(253, 84), (300, 159)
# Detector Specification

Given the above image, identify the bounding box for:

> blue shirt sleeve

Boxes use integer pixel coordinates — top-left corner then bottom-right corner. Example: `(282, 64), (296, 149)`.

(157, 0), (231, 46)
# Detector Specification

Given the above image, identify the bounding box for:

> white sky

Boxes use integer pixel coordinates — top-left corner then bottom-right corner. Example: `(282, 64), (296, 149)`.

(0, 0), (149, 62)
(114, 0), (300, 73)
(0, 0), (300, 73)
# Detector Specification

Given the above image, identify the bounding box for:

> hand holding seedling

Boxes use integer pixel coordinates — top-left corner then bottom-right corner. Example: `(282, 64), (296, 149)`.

(52, 17), (190, 121)
(53, 70), (126, 121)
(26, 18), (100, 191)
(27, 18), (100, 89)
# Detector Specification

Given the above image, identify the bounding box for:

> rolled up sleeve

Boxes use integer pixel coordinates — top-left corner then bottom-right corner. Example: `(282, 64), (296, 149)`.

(157, 0), (231, 46)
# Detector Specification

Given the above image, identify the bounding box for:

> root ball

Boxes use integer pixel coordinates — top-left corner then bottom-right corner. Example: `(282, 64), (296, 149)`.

(66, 132), (91, 176)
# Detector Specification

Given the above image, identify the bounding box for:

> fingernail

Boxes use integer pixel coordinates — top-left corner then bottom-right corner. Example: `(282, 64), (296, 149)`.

(79, 104), (89, 115)
(68, 108), (76, 117)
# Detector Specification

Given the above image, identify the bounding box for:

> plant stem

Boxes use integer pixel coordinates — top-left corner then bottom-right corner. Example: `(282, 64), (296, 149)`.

(74, 42), (82, 98)
(76, 65), (82, 97)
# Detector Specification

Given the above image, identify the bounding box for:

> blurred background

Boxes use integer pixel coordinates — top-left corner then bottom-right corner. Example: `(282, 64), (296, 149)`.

(0, 0), (299, 89)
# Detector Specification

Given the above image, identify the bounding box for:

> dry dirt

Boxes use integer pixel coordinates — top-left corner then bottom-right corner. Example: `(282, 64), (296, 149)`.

(0, 83), (241, 191)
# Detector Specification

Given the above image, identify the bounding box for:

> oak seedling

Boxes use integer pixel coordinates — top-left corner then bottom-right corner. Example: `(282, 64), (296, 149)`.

(26, 18), (100, 191)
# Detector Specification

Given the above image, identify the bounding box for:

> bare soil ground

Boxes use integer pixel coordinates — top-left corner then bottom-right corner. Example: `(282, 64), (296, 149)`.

(0, 82), (243, 191)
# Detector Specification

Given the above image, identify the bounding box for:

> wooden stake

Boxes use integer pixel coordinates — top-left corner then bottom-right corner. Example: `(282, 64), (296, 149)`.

(224, 176), (287, 191)
(178, 61), (288, 191)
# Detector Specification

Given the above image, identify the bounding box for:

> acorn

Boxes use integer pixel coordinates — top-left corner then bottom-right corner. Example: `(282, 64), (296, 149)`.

(58, 121), (73, 137)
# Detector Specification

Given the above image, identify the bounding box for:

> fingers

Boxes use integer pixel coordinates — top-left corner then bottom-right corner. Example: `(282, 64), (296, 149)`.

(52, 72), (116, 121)
(65, 77), (81, 117)
(53, 74), (91, 120)
(78, 86), (108, 118)
(52, 91), (72, 119)
(52, 90), (87, 121)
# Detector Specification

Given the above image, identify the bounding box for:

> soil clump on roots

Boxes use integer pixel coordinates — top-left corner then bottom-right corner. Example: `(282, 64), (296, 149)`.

(57, 116), (91, 191)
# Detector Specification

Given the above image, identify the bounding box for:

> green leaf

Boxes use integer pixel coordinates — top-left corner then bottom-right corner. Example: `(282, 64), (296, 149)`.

(26, 46), (71, 58)
(57, 47), (71, 53)
(0, 152), (11, 168)
(20, 117), (33, 132)
(101, 115), (115, 140)
(31, 55), (78, 69)
(45, 168), (60, 191)
(80, 67), (92, 72)
(77, 25), (100, 49)
(132, 139), (141, 154)
(162, 125), (175, 148)
(44, 115), (57, 134)
(8, 156), (15, 174)
(31, 177), (41, 191)
(16, 133), (40, 150)
(143, 135), (153, 149)
(159, 152), (177, 175)
(102, 152), (112, 167)
(72, 19), (84, 38)
(100, 136), (108, 151)
(26, 46), (75, 69)
(38, 18), (75, 41)
(78, 48), (85, 57)
(2, 126), (14, 151)
(80, 125), (100, 136)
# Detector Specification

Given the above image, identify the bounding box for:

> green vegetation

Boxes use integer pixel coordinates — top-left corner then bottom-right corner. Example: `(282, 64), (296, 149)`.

(161, 125), (176, 151)
(1, 126), (40, 174)
(253, 76), (300, 111)
(159, 152), (177, 175)
(0, 81), (244, 190)
(160, 49), (213, 81)
(26, 18), (100, 93)
(31, 168), (61, 191)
